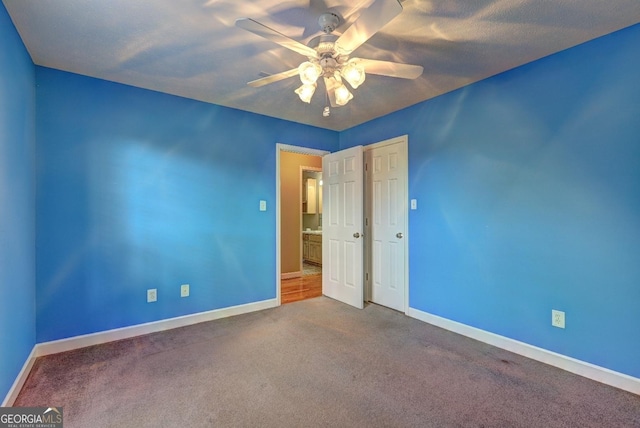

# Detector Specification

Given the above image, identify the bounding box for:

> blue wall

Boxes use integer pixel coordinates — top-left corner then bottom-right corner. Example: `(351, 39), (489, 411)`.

(340, 24), (640, 378)
(0, 5), (36, 401)
(35, 68), (338, 342)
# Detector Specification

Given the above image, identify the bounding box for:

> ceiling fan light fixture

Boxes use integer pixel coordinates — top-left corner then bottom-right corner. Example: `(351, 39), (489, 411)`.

(295, 83), (317, 103)
(237, 0), (421, 115)
(341, 61), (366, 89)
(298, 61), (322, 85)
(334, 83), (353, 106)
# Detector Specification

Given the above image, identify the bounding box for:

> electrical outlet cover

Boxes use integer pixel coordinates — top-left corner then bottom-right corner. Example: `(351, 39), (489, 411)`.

(147, 288), (157, 303)
(180, 284), (189, 297)
(552, 309), (565, 328)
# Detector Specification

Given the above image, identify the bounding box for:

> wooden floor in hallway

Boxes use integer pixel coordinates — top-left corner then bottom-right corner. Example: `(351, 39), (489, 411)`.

(281, 274), (322, 304)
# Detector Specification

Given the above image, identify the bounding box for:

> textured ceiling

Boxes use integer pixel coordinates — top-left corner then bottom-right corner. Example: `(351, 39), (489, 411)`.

(3, 0), (640, 131)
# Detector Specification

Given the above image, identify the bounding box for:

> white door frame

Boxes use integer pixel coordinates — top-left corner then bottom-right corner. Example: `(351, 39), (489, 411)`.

(276, 143), (329, 306)
(275, 136), (408, 313)
(364, 135), (409, 315)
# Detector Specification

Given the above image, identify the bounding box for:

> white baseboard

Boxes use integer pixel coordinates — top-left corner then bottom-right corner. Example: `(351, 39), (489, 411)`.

(3, 298), (278, 406)
(35, 298), (278, 357)
(2, 346), (37, 407)
(8, 301), (636, 406)
(281, 271), (302, 279)
(2, 299), (278, 407)
(408, 307), (640, 396)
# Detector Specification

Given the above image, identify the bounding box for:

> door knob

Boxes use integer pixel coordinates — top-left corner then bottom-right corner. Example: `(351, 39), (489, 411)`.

(353, 232), (361, 238)
(396, 232), (403, 239)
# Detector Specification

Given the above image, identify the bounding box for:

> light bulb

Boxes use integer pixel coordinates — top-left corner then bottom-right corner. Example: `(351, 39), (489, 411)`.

(298, 61), (322, 85)
(295, 83), (316, 103)
(334, 84), (353, 106)
(341, 61), (365, 89)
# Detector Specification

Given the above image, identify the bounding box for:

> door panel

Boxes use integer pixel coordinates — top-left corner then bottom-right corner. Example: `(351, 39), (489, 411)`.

(369, 141), (407, 312)
(322, 146), (364, 309)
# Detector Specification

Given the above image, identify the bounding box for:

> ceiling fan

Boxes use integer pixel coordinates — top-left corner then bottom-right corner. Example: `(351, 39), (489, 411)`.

(236, 0), (423, 116)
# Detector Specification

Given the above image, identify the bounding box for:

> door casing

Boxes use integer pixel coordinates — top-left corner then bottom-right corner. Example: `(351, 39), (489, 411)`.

(276, 136), (409, 311)
(276, 144), (329, 305)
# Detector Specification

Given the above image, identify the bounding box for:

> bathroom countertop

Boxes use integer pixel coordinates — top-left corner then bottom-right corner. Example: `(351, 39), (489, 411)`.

(302, 230), (322, 235)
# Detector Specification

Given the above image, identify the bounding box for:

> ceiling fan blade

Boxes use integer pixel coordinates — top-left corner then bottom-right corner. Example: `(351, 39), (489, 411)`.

(358, 59), (423, 79)
(247, 68), (299, 87)
(236, 18), (318, 59)
(335, 0), (402, 55)
(324, 77), (338, 108)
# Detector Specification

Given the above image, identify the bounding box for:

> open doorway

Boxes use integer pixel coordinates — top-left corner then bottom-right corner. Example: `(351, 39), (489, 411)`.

(276, 136), (408, 311)
(301, 167), (323, 277)
(276, 144), (328, 304)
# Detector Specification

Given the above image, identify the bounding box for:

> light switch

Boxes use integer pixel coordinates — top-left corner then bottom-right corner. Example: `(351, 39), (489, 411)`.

(410, 199), (417, 210)
(259, 200), (267, 211)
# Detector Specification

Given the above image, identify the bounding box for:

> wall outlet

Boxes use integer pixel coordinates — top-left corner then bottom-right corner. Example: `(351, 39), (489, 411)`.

(552, 309), (565, 328)
(147, 288), (157, 303)
(259, 200), (267, 211)
(180, 284), (190, 298)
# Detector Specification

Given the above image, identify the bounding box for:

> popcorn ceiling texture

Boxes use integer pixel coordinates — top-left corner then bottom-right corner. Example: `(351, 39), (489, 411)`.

(3, 0), (640, 130)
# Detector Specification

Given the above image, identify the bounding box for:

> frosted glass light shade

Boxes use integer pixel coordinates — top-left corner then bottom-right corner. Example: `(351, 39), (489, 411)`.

(298, 61), (322, 85)
(295, 83), (317, 103)
(334, 84), (353, 106)
(341, 61), (366, 89)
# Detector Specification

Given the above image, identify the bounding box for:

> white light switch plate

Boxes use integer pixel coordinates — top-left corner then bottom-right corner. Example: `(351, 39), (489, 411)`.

(259, 200), (267, 211)
(411, 199), (417, 210)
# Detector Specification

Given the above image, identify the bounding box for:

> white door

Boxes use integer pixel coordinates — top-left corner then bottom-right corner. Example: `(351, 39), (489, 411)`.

(368, 140), (407, 312)
(322, 145), (364, 309)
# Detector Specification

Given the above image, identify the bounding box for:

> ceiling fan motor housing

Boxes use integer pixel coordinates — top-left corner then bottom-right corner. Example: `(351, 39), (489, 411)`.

(307, 34), (347, 63)
(320, 56), (338, 74)
(318, 13), (340, 34)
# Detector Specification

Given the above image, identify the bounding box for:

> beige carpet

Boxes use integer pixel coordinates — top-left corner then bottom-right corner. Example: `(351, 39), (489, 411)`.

(15, 297), (640, 427)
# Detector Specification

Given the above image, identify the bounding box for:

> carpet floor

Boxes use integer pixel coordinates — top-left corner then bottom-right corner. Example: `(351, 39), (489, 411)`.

(14, 297), (640, 427)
